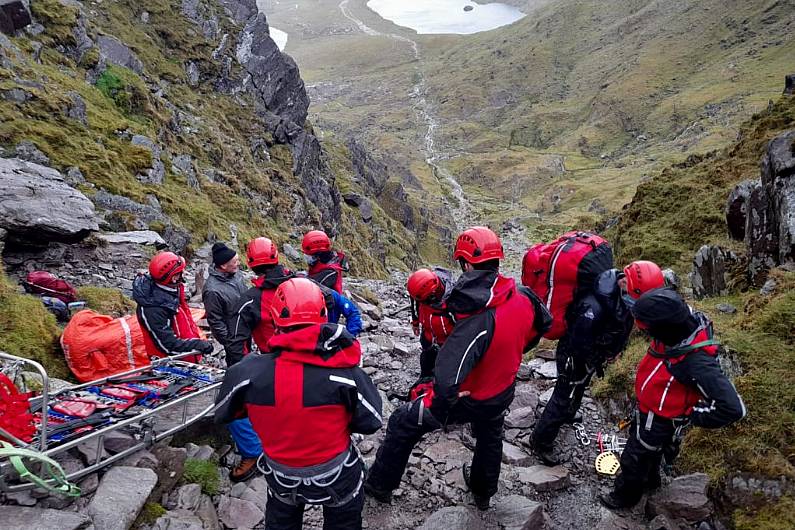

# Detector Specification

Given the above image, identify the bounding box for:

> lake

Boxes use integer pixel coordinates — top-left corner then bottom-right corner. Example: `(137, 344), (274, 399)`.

(366, 0), (525, 35)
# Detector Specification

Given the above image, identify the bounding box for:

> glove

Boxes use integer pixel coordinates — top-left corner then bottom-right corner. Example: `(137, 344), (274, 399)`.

(194, 341), (214, 355)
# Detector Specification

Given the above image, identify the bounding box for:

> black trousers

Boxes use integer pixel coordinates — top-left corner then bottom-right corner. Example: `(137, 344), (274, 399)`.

(419, 343), (439, 378)
(366, 395), (508, 498)
(532, 352), (595, 450)
(263, 451), (364, 530)
(612, 411), (680, 505)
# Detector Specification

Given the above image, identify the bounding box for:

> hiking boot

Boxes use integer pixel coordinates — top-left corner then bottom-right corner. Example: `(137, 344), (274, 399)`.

(646, 473), (662, 491)
(531, 443), (563, 467)
(462, 464), (490, 511)
(599, 492), (636, 510)
(363, 480), (392, 504)
(229, 457), (258, 483)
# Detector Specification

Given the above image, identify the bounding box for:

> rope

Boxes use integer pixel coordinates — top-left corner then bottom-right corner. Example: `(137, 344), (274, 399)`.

(0, 442), (81, 497)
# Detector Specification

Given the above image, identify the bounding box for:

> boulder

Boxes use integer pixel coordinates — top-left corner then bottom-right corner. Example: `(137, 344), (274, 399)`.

(195, 495), (221, 530)
(418, 506), (485, 530)
(97, 230), (166, 246)
(87, 466), (158, 530)
(217, 496), (265, 529)
(690, 245), (738, 298)
(536, 361), (558, 379)
(97, 35), (144, 74)
(502, 442), (533, 466)
(0, 1), (31, 36)
(722, 473), (787, 511)
(516, 465), (570, 492)
(14, 140), (49, 165)
(152, 510), (204, 530)
(131, 135), (166, 184)
(648, 473), (712, 523)
(512, 384), (539, 410)
(175, 483), (202, 511)
(506, 406), (535, 429)
(725, 180), (756, 240)
(494, 495), (547, 530)
(0, 506), (92, 530)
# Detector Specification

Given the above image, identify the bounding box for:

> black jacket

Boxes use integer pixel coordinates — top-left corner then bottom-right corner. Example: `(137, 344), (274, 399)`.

(202, 268), (247, 347)
(558, 269), (634, 366)
(132, 274), (207, 356)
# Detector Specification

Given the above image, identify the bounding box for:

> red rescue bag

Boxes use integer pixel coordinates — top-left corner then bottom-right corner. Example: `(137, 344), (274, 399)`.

(22, 271), (78, 304)
(0, 373), (36, 443)
(521, 231), (613, 339)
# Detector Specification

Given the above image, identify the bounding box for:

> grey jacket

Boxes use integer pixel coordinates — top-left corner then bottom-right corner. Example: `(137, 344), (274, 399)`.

(202, 268), (247, 347)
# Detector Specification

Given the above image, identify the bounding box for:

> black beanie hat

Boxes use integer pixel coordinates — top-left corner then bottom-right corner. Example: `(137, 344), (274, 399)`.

(632, 287), (698, 346)
(212, 242), (237, 267)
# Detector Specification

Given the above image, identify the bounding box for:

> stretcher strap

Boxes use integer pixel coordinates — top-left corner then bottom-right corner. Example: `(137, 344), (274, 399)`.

(0, 442), (81, 497)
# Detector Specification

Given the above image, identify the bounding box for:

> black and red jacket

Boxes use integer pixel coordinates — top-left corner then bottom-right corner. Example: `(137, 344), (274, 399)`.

(635, 311), (746, 428)
(308, 251), (348, 293)
(431, 270), (549, 418)
(226, 265), (294, 366)
(215, 323), (382, 468)
(410, 268), (455, 348)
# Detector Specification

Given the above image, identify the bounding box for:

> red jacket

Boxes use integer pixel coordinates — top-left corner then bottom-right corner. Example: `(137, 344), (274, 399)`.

(308, 251), (348, 293)
(413, 303), (455, 347)
(215, 323), (382, 468)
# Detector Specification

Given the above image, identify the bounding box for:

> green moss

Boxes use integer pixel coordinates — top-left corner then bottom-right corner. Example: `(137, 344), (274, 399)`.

(30, 0), (80, 47)
(0, 263), (67, 379)
(135, 502), (167, 527)
(77, 287), (135, 317)
(734, 496), (795, 530)
(591, 336), (646, 399)
(182, 459), (220, 495)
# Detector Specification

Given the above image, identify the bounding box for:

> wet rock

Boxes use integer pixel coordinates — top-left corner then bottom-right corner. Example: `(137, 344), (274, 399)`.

(648, 473), (712, 523)
(0, 506), (91, 530)
(690, 245), (738, 298)
(14, 140), (49, 165)
(502, 442), (533, 466)
(516, 465), (570, 492)
(131, 135), (166, 184)
(494, 495), (546, 530)
(418, 506), (485, 530)
(725, 180), (756, 241)
(506, 406), (535, 429)
(217, 496), (265, 529)
(97, 35), (144, 74)
(87, 466), (158, 530)
(97, 230), (166, 246)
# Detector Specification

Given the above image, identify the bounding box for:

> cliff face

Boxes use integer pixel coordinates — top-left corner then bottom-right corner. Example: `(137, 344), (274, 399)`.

(0, 0), (415, 275)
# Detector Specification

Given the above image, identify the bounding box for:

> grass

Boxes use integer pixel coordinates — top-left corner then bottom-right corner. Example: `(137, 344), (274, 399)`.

(182, 458), (220, 496)
(135, 502), (167, 527)
(77, 287), (135, 317)
(0, 261), (67, 379)
(734, 496), (795, 530)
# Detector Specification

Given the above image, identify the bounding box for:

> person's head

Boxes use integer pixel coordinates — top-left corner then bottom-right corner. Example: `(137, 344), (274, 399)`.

(407, 268), (444, 303)
(247, 237), (279, 276)
(632, 288), (698, 346)
(453, 226), (504, 272)
(271, 278), (328, 331)
(149, 251), (186, 287)
(212, 242), (239, 274)
(301, 230), (331, 265)
(622, 260), (665, 300)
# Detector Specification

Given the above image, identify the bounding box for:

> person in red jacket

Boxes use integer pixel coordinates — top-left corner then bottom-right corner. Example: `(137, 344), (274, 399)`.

(132, 252), (213, 361)
(302, 230), (349, 293)
(215, 278), (382, 530)
(407, 267), (455, 378)
(601, 288), (746, 509)
(364, 227), (551, 510)
(227, 237), (295, 366)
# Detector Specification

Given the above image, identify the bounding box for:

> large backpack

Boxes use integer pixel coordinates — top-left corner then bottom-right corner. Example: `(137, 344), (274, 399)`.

(22, 271), (78, 304)
(521, 231), (613, 339)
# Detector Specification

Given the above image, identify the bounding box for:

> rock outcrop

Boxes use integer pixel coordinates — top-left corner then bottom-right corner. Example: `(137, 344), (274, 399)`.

(725, 179), (756, 241)
(785, 73), (794, 95)
(0, 157), (98, 243)
(648, 473), (713, 523)
(0, 1), (30, 36)
(690, 245), (738, 298)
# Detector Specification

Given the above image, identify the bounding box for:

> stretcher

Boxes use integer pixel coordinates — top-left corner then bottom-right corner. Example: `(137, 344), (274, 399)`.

(0, 351), (224, 496)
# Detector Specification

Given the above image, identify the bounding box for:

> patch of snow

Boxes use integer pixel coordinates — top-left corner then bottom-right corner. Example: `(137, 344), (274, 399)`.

(366, 0), (525, 35)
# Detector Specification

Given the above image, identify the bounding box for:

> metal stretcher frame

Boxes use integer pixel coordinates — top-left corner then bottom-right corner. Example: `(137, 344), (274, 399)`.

(0, 351), (222, 494)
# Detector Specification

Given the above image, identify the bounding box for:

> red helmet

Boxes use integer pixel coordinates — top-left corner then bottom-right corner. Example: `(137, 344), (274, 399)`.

(301, 230), (331, 255)
(271, 278), (328, 328)
(247, 237), (279, 268)
(623, 260), (665, 299)
(149, 252), (186, 285)
(453, 226), (504, 264)
(407, 268), (443, 302)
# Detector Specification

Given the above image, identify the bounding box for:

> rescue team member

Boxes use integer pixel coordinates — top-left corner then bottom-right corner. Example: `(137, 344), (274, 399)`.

(601, 288), (746, 509)
(318, 282), (364, 337)
(302, 230), (349, 293)
(407, 267), (455, 378)
(364, 227), (550, 510)
(133, 252), (213, 360)
(202, 242), (247, 353)
(532, 261), (665, 465)
(215, 278), (382, 530)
